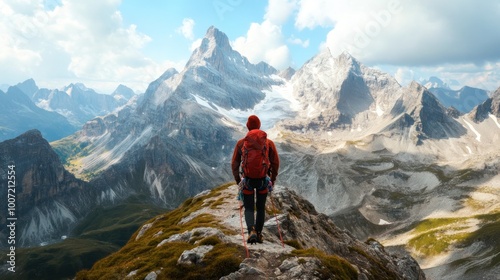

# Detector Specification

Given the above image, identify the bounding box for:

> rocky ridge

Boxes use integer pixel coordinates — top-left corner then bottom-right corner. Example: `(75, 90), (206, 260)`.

(76, 184), (425, 279)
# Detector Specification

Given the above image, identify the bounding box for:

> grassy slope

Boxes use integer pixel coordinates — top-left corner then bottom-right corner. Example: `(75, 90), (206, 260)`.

(408, 211), (500, 273)
(75, 183), (244, 280)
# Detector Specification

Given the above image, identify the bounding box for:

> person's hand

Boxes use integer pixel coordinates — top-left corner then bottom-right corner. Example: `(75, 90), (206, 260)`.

(268, 180), (273, 192)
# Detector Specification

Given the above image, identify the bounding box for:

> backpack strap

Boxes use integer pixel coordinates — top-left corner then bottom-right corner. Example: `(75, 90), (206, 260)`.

(241, 177), (269, 195)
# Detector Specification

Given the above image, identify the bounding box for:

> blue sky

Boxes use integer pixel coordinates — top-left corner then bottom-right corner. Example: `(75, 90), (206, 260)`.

(1, 0), (500, 94)
(117, 0), (327, 70)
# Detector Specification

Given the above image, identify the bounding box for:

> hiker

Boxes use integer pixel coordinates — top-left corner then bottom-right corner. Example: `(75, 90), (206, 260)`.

(231, 115), (280, 244)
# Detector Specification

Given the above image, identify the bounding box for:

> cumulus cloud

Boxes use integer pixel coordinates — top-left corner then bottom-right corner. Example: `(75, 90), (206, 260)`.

(177, 18), (195, 40)
(295, 0), (338, 29)
(265, 0), (297, 25)
(234, 0), (307, 70)
(294, 0), (500, 90)
(296, 0), (500, 66)
(233, 20), (291, 70)
(288, 36), (310, 48)
(0, 0), (174, 93)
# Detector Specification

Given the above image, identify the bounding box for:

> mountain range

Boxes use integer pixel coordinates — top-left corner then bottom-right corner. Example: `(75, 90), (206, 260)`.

(0, 26), (498, 279)
(423, 76), (489, 114)
(0, 85), (75, 142)
(0, 79), (135, 142)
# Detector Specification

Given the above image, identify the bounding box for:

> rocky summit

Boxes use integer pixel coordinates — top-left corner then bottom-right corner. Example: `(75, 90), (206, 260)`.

(76, 184), (425, 280)
(0, 129), (99, 247)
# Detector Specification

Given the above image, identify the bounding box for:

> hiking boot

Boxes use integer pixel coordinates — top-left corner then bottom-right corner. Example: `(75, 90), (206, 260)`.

(247, 226), (258, 244)
(257, 232), (264, 244)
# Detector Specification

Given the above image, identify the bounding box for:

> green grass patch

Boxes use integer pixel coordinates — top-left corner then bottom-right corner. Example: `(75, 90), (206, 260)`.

(50, 134), (83, 165)
(348, 245), (400, 279)
(411, 217), (463, 234)
(210, 197), (225, 209)
(291, 247), (358, 280)
(408, 217), (472, 256)
(408, 214), (500, 257)
(452, 212), (500, 272)
(159, 242), (243, 280)
(284, 239), (303, 249)
(409, 230), (471, 256)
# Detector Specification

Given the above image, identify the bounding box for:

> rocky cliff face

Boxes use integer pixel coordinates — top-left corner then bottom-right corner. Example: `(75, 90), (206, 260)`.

(388, 82), (467, 143)
(287, 50), (401, 130)
(76, 184), (425, 280)
(0, 130), (102, 246)
(469, 86), (500, 122)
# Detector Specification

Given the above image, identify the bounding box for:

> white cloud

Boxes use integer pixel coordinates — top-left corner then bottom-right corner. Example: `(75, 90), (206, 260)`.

(288, 36), (309, 48)
(295, 0), (339, 29)
(0, 0), (174, 93)
(190, 38), (202, 52)
(293, 0), (500, 90)
(296, 0), (500, 66)
(393, 67), (414, 86)
(233, 20), (291, 70)
(176, 18), (195, 40)
(233, 0), (303, 70)
(265, 0), (298, 25)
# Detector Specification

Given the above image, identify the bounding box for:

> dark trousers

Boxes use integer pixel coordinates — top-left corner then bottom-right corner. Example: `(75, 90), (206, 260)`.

(243, 190), (267, 234)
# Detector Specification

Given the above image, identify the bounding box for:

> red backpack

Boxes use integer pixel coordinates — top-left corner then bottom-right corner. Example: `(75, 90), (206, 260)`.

(241, 129), (270, 179)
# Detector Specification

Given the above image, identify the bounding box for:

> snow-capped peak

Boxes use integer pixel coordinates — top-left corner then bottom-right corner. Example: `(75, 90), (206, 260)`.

(422, 76), (449, 89)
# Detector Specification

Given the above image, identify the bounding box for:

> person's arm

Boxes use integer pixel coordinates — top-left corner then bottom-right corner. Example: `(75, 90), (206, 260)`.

(231, 139), (243, 184)
(267, 140), (280, 184)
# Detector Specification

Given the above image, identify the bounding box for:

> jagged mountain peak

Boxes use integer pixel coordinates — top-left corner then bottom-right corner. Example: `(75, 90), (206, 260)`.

(492, 87), (500, 116)
(146, 67), (178, 92)
(186, 26), (235, 68)
(401, 80), (441, 106)
(422, 76), (449, 89)
(15, 78), (39, 96)
(76, 183), (425, 280)
(492, 86), (500, 100)
(409, 80), (422, 89)
(154, 26), (280, 111)
(112, 84), (135, 100)
(469, 85), (500, 121)
(10, 129), (44, 143)
(336, 50), (361, 68)
(62, 82), (92, 96)
(279, 66), (296, 80)
(204, 25), (232, 51)
(64, 82), (88, 90)
(389, 81), (467, 142)
(288, 50), (401, 130)
(186, 26), (276, 76)
(409, 81), (443, 104)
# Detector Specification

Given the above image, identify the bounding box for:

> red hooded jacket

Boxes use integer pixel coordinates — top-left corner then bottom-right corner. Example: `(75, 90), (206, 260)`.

(231, 115), (280, 184)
